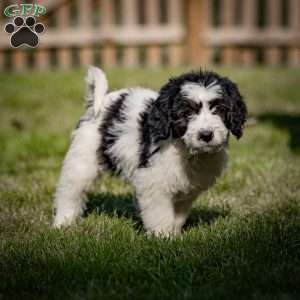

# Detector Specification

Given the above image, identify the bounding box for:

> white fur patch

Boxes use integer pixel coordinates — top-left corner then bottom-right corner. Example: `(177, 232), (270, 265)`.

(181, 82), (221, 103)
(53, 121), (100, 227)
(106, 88), (158, 180)
(53, 67), (229, 237)
(86, 66), (108, 116)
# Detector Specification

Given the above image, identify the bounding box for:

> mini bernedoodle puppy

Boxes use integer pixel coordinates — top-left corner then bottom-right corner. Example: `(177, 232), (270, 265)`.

(53, 66), (247, 236)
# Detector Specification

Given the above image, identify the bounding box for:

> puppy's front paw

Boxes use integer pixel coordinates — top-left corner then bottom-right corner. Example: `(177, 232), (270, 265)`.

(145, 228), (178, 239)
(52, 213), (75, 228)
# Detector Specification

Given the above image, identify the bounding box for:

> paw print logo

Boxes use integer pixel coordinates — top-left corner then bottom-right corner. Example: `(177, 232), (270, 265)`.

(4, 16), (45, 48)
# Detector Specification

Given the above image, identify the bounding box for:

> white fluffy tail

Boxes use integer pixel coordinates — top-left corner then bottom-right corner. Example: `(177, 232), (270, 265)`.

(85, 66), (108, 116)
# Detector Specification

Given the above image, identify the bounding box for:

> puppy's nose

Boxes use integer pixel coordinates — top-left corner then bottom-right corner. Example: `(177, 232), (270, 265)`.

(198, 130), (214, 143)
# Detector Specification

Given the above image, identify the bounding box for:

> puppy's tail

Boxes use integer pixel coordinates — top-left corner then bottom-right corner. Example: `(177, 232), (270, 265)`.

(85, 66), (108, 116)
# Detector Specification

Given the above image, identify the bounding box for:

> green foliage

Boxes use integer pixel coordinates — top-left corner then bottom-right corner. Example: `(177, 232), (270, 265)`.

(0, 67), (300, 300)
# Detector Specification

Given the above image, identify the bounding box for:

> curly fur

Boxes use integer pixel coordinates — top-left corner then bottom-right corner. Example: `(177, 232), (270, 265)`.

(150, 70), (246, 141)
(53, 67), (247, 236)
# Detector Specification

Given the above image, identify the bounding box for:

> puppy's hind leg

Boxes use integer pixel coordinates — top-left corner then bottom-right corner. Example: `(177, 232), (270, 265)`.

(53, 66), (108, 227)
(53, 122), (100, 227)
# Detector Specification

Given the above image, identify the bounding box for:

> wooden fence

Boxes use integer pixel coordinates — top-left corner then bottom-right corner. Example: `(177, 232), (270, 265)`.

(0, 0), (299, 71)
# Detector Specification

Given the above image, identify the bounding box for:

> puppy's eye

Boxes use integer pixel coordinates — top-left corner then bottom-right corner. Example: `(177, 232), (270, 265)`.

(183, 98), (202, 113)
(209, 99), (222, 111)
(197, 102), (203, 111)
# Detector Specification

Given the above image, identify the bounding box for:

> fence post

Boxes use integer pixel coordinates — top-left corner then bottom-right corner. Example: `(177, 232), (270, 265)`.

(145, 0), (161, 67)
(242, 0), (256, 65)
(101, 0), (116, 67)
(265, 0), (281, 65)
(221, 0), (238, 65)
(0, 51), (4, 71)
(288, 0), (300, 66)
(59, 48), (73, 69)
(186, 0), (206, 65)
(57, 3), (72, 69)
(13, 50), (27, 72)
(36, 49), (50, 70)
(78, 0), (93, 66)
(123, 0), (139, 67)
(80, 47), (93, 66)
(167, 0), (183, 66)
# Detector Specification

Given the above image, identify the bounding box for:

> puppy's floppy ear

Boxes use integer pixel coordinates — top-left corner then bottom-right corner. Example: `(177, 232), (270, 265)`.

(148, 100), (171, 143)
(148, 79), (178, 143)
(221, 78), (247, 139)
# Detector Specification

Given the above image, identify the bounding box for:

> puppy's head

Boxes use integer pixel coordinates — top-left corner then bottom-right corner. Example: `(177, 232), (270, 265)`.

(149, 70), (247, 154)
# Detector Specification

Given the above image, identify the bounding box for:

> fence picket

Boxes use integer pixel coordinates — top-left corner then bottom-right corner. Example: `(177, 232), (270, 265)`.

(0, 51), (4, 71)
(145, 0), (161, 66)
(265, 0), (281, 65)
(241, 49), (256, 66)
(221, 0), (235, 64)
(222, 0), (234, 26)
(201, 0), (214, 65)
(78, 0), (92, 28)
(222, 47), (240, 65)
(0, 2), (3, 23)
(80, 47), (94, 66)
(123, 0), (139, 66)
(0, 0), (299, 70)
(36, 49), (50, 70)
(288, 0), (300, 66)
(101, 0), (116, 66)
(57, 2), (70, 29)
(58, 48), (73, 69)
(187, 0), (203, 65)
(146, 46), (160, 67)
(13, 50), (26, 72)
(57, 3), (72, 68)
(242, 0), (256, 65)
(168, 44), (182, 66)
(102, 43), (117, 67)
(78, 0), (93, 66)
(167, 0), (183, 66)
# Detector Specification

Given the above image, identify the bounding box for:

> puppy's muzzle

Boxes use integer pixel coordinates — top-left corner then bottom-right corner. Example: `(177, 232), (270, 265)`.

(198, 130), (214, 143)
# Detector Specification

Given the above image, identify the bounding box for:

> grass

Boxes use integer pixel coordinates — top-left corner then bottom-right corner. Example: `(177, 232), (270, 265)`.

(0, 66), (300, 300)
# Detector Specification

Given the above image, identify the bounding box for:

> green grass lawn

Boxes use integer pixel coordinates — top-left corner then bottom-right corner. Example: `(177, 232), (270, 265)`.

(0, 67), (300, 300)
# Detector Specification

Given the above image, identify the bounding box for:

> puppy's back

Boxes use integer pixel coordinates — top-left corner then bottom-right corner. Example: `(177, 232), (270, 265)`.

(98, 88), (158, 180)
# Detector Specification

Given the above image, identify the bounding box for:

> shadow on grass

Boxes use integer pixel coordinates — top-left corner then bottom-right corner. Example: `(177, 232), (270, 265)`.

(258, 113), (300, 152)
(85, 192), (229, 230)
(85, 192), (139, 220)
(184, 205), (229, 229)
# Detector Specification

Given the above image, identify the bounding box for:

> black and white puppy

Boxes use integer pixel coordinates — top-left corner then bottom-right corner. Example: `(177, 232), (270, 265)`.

(53, 67), (247, 236)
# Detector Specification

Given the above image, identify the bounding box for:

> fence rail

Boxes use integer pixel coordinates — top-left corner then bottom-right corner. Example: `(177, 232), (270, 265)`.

(0, 0), (299, 71)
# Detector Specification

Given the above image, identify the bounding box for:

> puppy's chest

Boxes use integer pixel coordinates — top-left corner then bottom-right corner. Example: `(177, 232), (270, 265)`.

(175, 150), (228, 200)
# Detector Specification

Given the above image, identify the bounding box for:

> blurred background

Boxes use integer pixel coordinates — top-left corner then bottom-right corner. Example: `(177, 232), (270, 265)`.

(0, 0), (299, 71)
(1, 2), (300, 299)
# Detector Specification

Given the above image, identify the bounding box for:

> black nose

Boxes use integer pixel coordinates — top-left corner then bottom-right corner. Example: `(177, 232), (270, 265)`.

(198, 130), (214, 142)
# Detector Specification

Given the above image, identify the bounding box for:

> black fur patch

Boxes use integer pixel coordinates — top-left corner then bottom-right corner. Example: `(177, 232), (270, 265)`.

(148, 70), (247, 142)
(98, 92), (128, 173)
(138, 70), (247, 167)
(138, 98), (158, 168)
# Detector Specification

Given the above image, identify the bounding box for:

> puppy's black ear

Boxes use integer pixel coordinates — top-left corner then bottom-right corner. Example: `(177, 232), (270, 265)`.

(221, 78), (247, 139)
(148, 79), (178, 143)
(148, 100), (171, 143)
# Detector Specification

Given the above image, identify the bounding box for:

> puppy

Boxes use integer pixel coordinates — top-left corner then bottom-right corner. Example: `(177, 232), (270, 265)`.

(53, 67), (247, 236)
